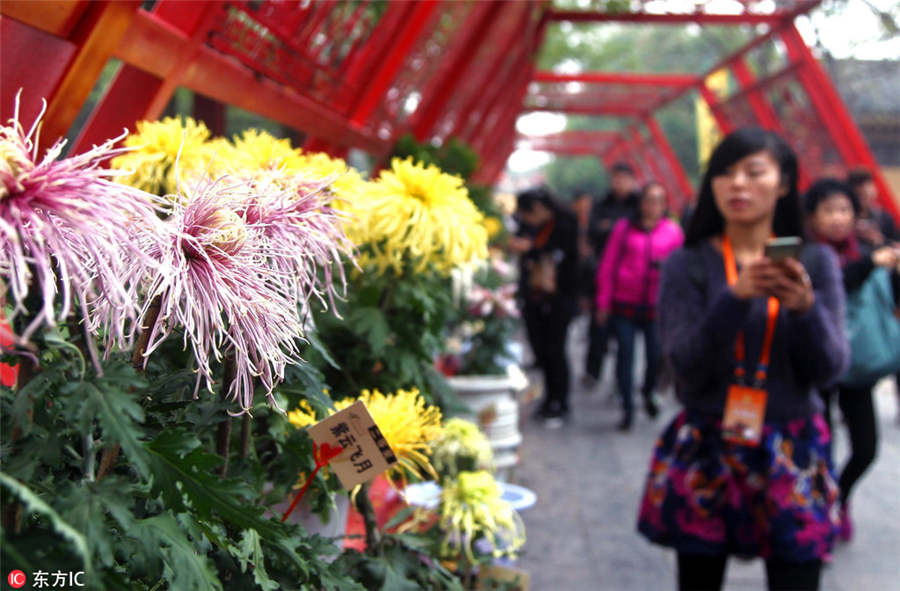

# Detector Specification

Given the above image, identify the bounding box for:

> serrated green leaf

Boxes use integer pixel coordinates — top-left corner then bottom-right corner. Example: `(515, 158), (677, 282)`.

(136, 515), (223, 591)
(72, 366), (150, 479)
(305, 331), (340, 370)
(233, 530), (279, 591)
(347, 307), (390, 354)
(0, 472), (89, 568)
(145, 429), (290, 547)
(58, 479), (136, 568)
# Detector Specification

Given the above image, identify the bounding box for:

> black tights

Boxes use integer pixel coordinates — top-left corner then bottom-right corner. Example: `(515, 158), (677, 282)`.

(823, 383), (878, 506)
(677, 553), (822, 591)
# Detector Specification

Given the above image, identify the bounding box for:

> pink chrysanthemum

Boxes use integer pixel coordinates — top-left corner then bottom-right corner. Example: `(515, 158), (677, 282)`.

(241, 176), (354, 314)
(136, 178), (309, 413)
(0, 95), (165, 348)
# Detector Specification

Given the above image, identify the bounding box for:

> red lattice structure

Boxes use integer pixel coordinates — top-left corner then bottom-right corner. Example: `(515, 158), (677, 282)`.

(1, 0), (896, 219)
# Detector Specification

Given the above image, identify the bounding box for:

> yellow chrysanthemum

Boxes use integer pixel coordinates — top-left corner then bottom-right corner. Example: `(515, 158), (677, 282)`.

(228, 129), (305, 174)
(439, 470), (525, 562)
(335, 387), (442, 487)
(431, 418), (494, 480)
(287, 399), (318, 429)
(483, 216), (503, 239)
(112, 116), (211, 196)
(343, 157), (488, 276)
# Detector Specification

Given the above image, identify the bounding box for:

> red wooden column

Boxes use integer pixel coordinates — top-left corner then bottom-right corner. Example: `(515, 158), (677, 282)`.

(33, 0), (142, 152)
(69, 1), (216, 154)
(780, 24), (898, 219)
(644, 116), (695, 201)
(408, 1), (504, 141)
(698, 82), (735, 136)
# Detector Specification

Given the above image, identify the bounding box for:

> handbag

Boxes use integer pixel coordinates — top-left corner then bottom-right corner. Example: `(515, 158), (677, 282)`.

(839, 267), (900, 387)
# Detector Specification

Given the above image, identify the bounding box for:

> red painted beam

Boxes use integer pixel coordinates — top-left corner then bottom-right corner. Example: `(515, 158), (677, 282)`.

(698, 82), (735, 136)
(409, 1), (504, 140)
(780, 24), (899, 220)
(544, 4), (820, 25)
(644, 116), (695, 202)
(533, 71), (699, 87)
(112, 8), (386, 154)
(38, 1), (142, 153)
(348, 0), (441, 126)
(522, 103), (648, 117)
(448, 2), (533, 142)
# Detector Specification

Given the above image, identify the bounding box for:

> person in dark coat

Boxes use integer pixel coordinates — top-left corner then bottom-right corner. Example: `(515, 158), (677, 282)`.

(514, 187), (579, 426)
(582, 162), (639, 389)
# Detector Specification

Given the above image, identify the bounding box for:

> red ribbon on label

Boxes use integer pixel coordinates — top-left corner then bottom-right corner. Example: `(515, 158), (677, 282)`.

(281, 441), (344, 523)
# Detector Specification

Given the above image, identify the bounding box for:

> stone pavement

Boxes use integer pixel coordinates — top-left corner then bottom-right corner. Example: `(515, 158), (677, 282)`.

(508, 317), (900, 591)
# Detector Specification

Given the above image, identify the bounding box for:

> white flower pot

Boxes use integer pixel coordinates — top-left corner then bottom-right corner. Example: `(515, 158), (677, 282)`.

(446, 365), (528, 478)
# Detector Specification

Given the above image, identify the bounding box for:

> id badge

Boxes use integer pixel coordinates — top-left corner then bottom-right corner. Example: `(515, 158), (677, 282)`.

(722, 385), (767, 446)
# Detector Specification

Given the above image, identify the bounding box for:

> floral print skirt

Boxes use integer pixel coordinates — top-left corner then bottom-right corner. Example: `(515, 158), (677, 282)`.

(637, 410), (839, 561)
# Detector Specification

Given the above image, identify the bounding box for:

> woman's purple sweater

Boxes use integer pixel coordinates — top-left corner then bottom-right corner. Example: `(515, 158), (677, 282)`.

(658, 241), (849, 421)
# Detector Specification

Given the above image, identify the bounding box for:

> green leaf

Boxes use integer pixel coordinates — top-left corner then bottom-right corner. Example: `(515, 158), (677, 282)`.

(347, 307), (390, 354)
(306, 331), (340, 370)
(233, 530), (279, 591)
(70, 364), (150, 479)
(144, 428), (299, 561)
(57, 479), (136, 568)
(0, 472), (89, 568)
(136, 515), (223, 591)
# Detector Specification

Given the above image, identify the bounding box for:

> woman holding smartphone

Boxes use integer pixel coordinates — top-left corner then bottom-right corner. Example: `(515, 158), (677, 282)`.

(637, 128), (849, 591)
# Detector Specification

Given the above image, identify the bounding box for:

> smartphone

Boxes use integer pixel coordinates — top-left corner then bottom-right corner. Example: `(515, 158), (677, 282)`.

(764, 236), (803, 261)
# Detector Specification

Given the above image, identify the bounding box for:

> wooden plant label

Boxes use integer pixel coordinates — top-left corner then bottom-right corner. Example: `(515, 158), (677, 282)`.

(306, 400), (397, 490)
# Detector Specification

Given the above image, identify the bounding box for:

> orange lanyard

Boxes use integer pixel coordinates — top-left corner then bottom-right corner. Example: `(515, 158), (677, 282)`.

(721, 236), (780, 387)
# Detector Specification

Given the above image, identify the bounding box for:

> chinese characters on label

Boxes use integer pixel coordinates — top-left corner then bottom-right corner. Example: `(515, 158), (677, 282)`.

(307, 400), (398, 490)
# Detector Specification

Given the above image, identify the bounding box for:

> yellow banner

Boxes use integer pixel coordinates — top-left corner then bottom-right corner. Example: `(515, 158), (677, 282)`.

(695, 69), (730, 168)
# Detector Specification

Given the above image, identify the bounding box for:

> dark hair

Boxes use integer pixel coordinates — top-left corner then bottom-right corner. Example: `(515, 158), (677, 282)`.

(629, 181), (667, 225)
(684, 127), (803, 246)
(516, 186), (561, 215)
(611, 162), (635, 176)
(803, 178), (860, 216)
(846, 167), (873, 191)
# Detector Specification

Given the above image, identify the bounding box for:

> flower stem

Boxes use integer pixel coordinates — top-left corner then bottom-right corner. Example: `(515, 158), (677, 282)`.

(355, 481), (382, 554)
(98, 295), (163, 482)
(240, 413), (251, 458)
(216, 418), (232, 477)
(216, 353), (236, 477)
(132, 295), (162, 371)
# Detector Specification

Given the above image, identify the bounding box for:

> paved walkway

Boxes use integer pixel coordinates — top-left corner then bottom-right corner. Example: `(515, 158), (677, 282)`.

(510, 316), (900, 590)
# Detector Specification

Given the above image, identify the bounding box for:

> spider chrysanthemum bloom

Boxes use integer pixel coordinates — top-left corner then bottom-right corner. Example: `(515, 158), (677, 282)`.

(112, 116), (212, 196)
(344, 157), (488, 276)
(240, 175), (354, 313)
(439, 470), (525, 562)
(137, 178), (306, 413)
(0, 97), (166, 346)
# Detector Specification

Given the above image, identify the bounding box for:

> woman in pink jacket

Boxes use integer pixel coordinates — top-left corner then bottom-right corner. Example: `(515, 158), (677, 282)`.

(596, 182), (684, 430)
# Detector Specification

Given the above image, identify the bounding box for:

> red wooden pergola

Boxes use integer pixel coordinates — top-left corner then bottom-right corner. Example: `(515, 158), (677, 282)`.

(1, 0), (896, 219)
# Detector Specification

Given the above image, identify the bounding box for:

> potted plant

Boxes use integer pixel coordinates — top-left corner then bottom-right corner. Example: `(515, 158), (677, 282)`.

(441, 258), (528, 478)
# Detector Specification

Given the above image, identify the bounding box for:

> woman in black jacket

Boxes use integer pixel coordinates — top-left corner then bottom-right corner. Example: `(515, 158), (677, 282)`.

(805, 178), (900, 543)
(514, 187), (579, 426)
